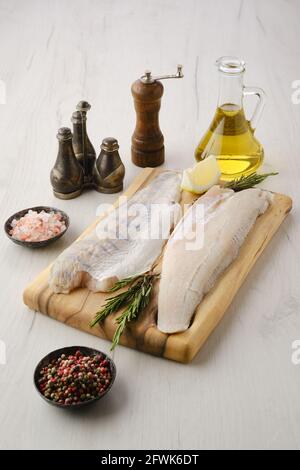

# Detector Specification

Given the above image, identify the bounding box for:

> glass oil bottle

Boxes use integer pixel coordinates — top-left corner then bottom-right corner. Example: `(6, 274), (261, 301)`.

(195, 57), (266, 180)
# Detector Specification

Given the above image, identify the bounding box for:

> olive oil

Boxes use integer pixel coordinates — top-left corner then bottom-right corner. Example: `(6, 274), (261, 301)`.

(195, 57), (266, 181)
(195, 104), (264, 180)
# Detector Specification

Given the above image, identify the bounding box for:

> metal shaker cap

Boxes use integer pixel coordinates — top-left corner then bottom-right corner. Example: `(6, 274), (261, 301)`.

(76, 101), (91, 113)
(101, 137), (119, 152)
(57, 127), (72, 141)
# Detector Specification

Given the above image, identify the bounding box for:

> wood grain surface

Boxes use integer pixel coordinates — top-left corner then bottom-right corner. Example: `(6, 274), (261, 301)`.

(23, 168), (292, 363)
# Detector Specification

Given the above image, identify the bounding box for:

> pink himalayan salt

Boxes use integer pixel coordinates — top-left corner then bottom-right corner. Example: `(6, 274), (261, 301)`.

(10, 210), (66, 242)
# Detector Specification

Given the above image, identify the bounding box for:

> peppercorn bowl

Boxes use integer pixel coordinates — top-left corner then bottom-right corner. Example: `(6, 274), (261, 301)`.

(4, 206), (69, 248)
(34, 346), (116, 408)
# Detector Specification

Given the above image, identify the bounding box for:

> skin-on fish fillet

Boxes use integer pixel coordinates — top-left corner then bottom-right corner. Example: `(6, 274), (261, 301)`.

(49, 171), (181, 293)
(157, 186), (273, 334)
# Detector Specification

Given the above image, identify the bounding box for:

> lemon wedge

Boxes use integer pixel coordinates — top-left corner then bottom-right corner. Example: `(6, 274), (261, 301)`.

(181, 155), (221, 194)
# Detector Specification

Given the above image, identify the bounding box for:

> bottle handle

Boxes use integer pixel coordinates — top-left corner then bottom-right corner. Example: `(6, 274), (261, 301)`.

(243, 86), (266, 131)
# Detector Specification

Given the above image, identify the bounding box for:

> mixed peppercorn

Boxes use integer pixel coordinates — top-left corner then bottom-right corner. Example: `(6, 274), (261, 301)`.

(37, 350), (112, 405)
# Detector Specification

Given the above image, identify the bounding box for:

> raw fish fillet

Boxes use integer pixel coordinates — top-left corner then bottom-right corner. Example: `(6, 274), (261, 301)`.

(157, 186), (273, 334)
(49, 171), (181, 293)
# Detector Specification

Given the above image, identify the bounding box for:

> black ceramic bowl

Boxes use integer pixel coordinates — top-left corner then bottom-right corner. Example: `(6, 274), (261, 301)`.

(34, 346), (116, 409)
(4, 206), (69, 248)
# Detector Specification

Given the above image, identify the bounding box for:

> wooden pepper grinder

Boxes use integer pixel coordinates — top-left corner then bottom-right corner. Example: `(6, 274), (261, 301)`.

(131, 65), (183, 167)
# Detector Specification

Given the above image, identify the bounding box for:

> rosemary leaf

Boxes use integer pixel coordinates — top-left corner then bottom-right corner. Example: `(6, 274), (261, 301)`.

(108, 274), (142, 292)
(111, 276), (153, 351)
(225, 172), (278, 192)
(89, 285), (139, 327)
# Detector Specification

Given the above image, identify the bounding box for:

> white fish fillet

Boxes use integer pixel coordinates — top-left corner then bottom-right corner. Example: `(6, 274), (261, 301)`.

(49, 171), (181, 293)
(157, 186), (273, 334)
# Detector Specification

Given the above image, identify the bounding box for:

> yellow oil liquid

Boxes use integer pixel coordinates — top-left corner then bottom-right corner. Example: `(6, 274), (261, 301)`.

(195, 104), (264, 180)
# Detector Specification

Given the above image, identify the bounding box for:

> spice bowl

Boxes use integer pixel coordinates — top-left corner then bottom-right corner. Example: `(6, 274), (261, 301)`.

(34, 346), (116, 409)
(4, 206), (69, 248)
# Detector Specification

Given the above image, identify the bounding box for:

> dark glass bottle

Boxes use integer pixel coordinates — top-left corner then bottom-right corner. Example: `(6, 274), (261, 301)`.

(94, 137), (125, 193)
(71, 101), (96, 184)
(50, 127), (84, 199)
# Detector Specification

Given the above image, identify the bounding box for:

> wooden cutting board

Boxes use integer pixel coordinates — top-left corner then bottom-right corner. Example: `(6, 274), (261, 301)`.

(23, 168), (292, 363)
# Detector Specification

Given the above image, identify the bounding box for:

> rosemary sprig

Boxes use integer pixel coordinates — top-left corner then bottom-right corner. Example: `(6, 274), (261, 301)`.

(90, 273), (158, 350)
(224, 172), (278, 192)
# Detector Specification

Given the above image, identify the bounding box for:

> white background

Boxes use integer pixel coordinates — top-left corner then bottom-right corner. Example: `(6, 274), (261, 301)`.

(0, 0), (299, 450)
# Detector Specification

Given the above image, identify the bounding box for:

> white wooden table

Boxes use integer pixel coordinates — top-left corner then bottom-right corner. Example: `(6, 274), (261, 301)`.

(0, 0), (299, 450)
